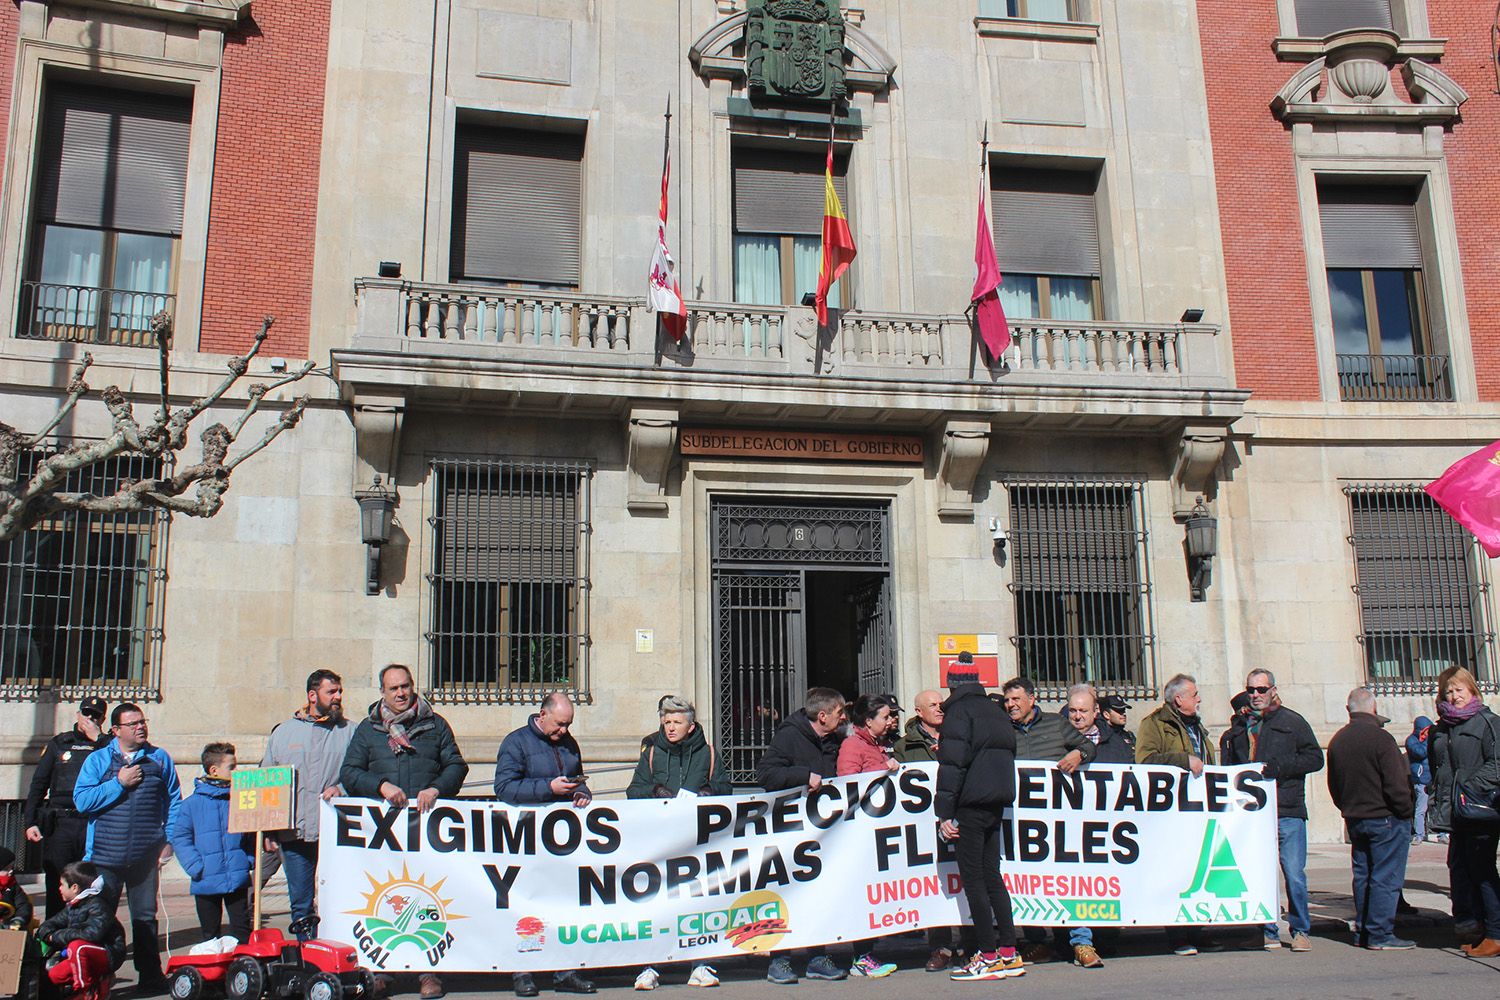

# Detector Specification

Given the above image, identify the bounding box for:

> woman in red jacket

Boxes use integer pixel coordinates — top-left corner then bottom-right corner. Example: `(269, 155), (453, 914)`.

(837, 694), (903, 977)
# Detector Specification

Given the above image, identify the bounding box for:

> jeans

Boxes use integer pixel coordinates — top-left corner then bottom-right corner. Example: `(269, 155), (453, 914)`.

(280, 839), (320, 938)
(195, 888), (251, 943)
(1412, 785), (1429, 840)
(1265, 818), (1310, 938)
(1348, 815), (1411, 945)
(98, 857), (162, 980)
(1450, 821), (1500, 938)
(954, 809), (1016, 954)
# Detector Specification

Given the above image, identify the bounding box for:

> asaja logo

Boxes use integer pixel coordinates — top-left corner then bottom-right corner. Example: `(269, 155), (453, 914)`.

(1176, 819), (1273, 924)
(347, 865), (465, 969)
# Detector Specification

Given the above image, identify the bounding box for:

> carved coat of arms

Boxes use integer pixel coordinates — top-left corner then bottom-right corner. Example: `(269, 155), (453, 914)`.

(746, 0), (847, 103)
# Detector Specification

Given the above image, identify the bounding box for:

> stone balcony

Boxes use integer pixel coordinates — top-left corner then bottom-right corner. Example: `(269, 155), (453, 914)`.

(332, 278), (1248, 436)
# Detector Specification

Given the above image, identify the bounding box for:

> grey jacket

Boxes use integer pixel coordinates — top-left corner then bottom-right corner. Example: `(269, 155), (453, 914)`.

(262, 713), (356, 841)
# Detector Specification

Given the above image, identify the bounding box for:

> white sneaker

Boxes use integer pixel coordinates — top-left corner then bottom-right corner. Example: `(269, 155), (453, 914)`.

(634, 968), (660, 991)
(687, 966), (719, 988)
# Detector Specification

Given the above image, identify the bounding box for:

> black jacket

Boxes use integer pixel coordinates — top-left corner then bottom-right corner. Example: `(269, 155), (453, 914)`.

(936, 684), (1017, 819)
(1090, 722), (1137, 765)
(1327, 713), (1414, 821)
(340, 702), (469, 800)
(1220, 705), (1324, 820)
(756, 711), (842, 791)
(23, 727), (110, 827)
(0, 880), (32, 929)
(36, 887), (127, 971)
(1428, 707), (1500, 833)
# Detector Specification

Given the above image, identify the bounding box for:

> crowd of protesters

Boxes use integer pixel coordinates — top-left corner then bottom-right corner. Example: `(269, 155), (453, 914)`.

(8, 661), (1497, 998)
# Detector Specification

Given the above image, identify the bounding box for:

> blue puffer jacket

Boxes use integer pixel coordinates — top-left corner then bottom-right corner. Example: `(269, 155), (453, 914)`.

(73, 739), (182, 869)
(169, 779), (253, 896)
(1406, 716), (1433, 786)
(493, 717), (589, 804)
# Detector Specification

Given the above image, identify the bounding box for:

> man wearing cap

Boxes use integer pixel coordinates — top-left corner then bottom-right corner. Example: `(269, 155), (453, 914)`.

(22, 697), (110, 916)
(1099, 695), (1135, 753)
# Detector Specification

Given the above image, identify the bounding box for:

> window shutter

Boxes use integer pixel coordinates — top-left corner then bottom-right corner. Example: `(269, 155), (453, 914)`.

(733, 150), (849, 237)
(1349, 490), (1477, 634)
(438, 471), (580, 583)
(1319, 186), (1421, 269)
(1294, 0), (1393, 37)
(1009, 485), (1140, 590)
(453, 126), (584, 286)
(991, 169), (1101, 277)
(35, 82), (191, 235)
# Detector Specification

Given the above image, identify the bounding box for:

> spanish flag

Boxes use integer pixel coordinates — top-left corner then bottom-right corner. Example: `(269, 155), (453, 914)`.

(815, 144), (856, 326)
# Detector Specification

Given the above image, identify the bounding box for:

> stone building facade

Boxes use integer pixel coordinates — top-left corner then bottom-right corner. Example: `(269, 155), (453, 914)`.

(0, 0), (1493, 843)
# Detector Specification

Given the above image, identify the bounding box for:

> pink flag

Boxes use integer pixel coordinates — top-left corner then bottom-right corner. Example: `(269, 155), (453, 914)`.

(971, 178), (1009, 362)
(1425, 439), (1500, 557)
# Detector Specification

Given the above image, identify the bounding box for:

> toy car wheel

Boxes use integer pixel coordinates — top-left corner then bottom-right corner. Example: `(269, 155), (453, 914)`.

(225, 957), (266, 1000)
(355, 970), (378, 999)
(169, 967), (204, 1000)
(303, 972), (343, 1000)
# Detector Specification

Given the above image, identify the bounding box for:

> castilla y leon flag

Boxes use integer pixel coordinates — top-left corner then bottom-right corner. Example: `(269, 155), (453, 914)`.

(1425, 439), (1500, 557)
(815, 144), (856, 327)
(971, 176), (1010, 362)
(647, 150), (687, 341)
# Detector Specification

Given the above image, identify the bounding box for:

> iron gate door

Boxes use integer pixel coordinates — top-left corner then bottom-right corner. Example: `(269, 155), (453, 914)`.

(852, 575), (893, 696)
(714, 571), (805, 784)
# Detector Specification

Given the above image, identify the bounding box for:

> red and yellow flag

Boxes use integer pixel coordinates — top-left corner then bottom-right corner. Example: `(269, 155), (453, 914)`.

(815, 144), (856, 326)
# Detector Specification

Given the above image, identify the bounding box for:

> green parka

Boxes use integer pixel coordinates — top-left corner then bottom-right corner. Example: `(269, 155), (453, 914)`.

(1135, 702), (1215, 770)
(627, 725), (730, 798)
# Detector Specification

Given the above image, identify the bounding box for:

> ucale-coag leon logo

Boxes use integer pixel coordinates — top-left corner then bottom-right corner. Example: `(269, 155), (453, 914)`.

(675, 890), (790, 953)
(348, 866), (465, 969)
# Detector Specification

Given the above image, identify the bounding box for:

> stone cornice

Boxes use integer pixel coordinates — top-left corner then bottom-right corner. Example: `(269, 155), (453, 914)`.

(48, 0), (253, 28)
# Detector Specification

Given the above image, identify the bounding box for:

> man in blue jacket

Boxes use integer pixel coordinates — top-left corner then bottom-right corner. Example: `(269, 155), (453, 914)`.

(494, 693), (594, 997)
(72, 703), (182, 993)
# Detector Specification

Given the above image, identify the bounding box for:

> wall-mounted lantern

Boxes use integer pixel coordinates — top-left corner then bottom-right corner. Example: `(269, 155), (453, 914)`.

(1183, 496), (1218, 602)
(355, 475), (397, 595)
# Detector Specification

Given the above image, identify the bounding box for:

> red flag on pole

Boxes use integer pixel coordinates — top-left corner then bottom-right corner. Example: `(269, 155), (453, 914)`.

(815, 143), (856, 327)
(971, 176), (1010, 362)
(1425, 439), (1500, 557)
(647, 149), (687, 341)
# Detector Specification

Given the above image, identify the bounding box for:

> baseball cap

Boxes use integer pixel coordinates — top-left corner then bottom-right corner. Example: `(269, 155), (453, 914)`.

(79, 697), (107, 720)
(1100, 694), (1130, 713)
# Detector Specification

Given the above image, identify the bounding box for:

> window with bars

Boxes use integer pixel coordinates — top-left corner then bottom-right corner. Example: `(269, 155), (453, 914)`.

(426, 459), (591, 703)
(23, 81), (191, 347)
(1006, 481), (1155, 697)
(1345, 485), (1494, 691)
(1294, 0), (1393, 37)
(0, 451), (167, 699)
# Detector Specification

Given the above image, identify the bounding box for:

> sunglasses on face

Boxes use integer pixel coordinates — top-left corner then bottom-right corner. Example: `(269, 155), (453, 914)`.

(1246, 686), (1272, 695)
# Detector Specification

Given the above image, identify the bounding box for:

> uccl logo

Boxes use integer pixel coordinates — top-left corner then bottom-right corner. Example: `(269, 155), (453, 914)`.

(347, 865), (465, 969)
(1176, 819), (1273, 923)
(677, 890), (790, 953)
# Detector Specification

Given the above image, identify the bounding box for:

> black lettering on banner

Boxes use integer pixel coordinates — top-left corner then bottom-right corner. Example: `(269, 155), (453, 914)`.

(1082, 821), (1108, 862)
(367, 804), (403, 851)
(696, 803), (733, 845)
(542, 810), (582, 856)
(483, 863), (520, 908)
(860, 775), (897, 818)
(1146, 772), (1175, 810)
(903, 824), (934, 867)
(1112, 821), (1140, 863)
(428, 806), (465, 852)
(622, 862), (662, 902)
(807, 785), (841, 828)
(898, 768), (933, 812)
(1017, 768), (1047, 808)
(792, 841), (822, 882)
(1234, 770), (1270, 810)
(579, 866), (614, 905)
(735, 799), (770, 838)
(407, 806), (421, 850)
(1052, 771), (1084, 810)
(755, 847), (789, 890)
(335, 804), (365, 848)
(1083, 769), (1114, 809)
(586, 808), (622, 853)
(873, 826), (902, 872)
(1116, 770), (1144, 811)
(1204, 770), (1230, 811)
(470, 807), (487, 852)
(1177, 771), (1205, 812)
(1053, 821), (1079, 863)
(771, 793), (805, 834)
(1018, 819), (1047, 860)
(665, 856), (701, 896)
(492, 810), (536, 855)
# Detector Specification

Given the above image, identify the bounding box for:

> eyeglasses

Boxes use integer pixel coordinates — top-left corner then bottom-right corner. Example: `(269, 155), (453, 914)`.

(115, 719), (148, 729)
(1246, 686), (1272, 695)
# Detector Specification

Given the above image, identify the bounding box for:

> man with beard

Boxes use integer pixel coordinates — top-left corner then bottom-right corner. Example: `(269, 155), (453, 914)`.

(341, 665), (468, 1000)
(262, 670), (355, 940)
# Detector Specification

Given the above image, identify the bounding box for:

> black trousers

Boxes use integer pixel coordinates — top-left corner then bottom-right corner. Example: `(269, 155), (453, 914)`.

(195, 888), (251, 943)
(40, 812), (89, 919)
(954, 809), (1015, 954)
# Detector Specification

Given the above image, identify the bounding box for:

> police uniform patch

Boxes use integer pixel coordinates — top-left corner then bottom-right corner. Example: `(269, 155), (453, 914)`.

(61, 751), (72, 762)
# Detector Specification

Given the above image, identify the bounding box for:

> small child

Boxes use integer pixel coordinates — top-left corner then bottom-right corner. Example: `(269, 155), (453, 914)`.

(0, 846), (35, 931)
(169, 743), (254, 943)
(35, 861), (125, 1000)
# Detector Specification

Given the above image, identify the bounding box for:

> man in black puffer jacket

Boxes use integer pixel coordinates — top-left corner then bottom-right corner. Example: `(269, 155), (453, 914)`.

(937, 683), (1024, 981)
(1220, 669), (1324, 952)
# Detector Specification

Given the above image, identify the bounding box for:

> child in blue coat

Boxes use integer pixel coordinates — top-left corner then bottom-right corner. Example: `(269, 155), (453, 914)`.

(169, 743), (253, 942)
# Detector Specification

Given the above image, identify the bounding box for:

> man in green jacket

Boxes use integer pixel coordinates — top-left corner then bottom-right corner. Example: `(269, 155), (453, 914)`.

(894, 690), (943, 764)
(1136, 673), (1214, 776)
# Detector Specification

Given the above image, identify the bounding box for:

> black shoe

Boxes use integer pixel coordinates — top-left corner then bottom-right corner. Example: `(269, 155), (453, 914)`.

(135, 976), (171, 996)
(554, 972), (595, 995)
(514, 973), (539, 998)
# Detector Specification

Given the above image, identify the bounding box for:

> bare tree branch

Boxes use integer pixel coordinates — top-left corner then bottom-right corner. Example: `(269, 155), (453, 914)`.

(0, 315), (315, 543)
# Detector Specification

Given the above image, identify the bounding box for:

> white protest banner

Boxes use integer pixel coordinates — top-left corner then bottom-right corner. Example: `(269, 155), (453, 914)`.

(317, 763), (1275, 974)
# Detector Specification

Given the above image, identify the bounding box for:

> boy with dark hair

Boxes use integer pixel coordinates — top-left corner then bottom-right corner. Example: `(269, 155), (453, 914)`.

(169, 743), (254, 943)
(36, 861), (126, 1000)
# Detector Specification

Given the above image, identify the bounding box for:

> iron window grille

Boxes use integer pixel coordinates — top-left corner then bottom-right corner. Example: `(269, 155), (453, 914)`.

(0, 800), (41, 873)
(426, 458), (592, 704)
(1345, 484), (1495, 693)
(0, 449), (166, 701)
(1005, 479), (1156, 700)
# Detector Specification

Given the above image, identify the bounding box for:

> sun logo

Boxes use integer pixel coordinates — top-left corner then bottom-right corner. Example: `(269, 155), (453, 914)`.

(347, 865), (464, 965)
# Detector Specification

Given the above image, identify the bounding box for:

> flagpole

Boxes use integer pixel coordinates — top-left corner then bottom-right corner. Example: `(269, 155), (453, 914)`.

(655, 95), (671, 359)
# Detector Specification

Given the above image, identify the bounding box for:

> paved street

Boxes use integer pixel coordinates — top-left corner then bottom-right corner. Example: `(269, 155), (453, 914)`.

(76, 839), (1491, 1000)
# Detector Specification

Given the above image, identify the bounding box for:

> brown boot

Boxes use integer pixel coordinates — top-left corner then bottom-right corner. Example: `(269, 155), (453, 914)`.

(418, 974), (445, 1000)
(1462, 938), (1500, 958)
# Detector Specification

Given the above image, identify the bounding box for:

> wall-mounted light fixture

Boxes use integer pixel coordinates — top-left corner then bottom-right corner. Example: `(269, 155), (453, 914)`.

(1183, 496), (1218, 602)
(355, 475), (398, 595)
(1180, 307), (1205, 323)
(377, 261), (403, 279)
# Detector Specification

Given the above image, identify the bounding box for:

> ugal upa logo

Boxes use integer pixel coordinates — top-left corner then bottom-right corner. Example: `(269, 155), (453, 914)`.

(1177, 819), (1274, 923)
(348, 866), (465, 969)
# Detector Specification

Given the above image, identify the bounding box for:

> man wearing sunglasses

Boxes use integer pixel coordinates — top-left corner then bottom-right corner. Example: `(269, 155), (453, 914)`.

(1220, 671), (1324, 953)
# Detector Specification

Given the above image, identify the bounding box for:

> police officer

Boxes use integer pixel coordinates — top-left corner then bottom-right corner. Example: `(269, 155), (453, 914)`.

(22, 697), (109, 916)
(1100, 694), (1136, 752)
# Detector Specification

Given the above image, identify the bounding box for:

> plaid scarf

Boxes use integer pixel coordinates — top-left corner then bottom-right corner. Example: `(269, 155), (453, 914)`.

(369, 697), (436, 755)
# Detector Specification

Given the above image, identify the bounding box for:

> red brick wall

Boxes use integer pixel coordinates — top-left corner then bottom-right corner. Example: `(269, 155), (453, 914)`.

(1197, 2), (1320, 400)
(0, 4), (19, 176)
(199, 0), (331, 359)
(1428, 5), (1500, 401)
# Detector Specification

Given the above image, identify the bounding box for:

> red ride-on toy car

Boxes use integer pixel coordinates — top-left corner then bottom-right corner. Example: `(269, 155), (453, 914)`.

(166, 921), (376, 1000)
